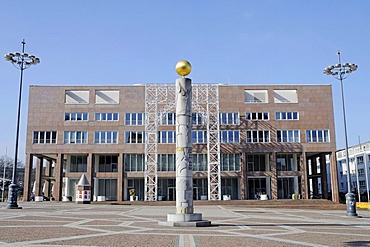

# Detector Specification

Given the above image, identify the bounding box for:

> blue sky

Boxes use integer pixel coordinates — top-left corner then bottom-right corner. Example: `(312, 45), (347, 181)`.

(1, 1), (369, 162)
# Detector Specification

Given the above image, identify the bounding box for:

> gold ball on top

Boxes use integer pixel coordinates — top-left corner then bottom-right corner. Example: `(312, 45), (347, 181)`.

(175, 60), (192, 77)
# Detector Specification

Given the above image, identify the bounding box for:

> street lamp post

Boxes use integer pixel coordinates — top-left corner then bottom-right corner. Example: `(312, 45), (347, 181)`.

(4, 39), (40, 209)
(324, 51), (358, 216)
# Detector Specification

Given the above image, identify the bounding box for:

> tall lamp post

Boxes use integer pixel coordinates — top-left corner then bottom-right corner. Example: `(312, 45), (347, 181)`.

(324, 51), (358, 216)
(4, 39), (40, 209)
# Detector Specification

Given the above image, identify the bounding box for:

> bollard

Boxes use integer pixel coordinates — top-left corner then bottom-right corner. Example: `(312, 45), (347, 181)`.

(345, 193), (358, 217)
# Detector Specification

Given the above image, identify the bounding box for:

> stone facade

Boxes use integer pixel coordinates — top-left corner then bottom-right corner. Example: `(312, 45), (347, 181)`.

(23, 84), (339, 202)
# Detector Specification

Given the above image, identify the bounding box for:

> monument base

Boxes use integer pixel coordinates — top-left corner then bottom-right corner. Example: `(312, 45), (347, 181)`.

(159, 213), (211, 227)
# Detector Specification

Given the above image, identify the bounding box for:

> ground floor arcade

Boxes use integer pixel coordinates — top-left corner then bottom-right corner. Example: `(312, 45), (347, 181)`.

(23, 151), (339, 203)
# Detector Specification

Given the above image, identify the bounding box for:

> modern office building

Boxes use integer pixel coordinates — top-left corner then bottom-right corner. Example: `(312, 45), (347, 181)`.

(23, 84), (339, 202)
(336, 141), (370, 202)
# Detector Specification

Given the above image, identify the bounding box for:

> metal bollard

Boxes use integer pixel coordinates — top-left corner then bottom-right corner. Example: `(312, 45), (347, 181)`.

(346, 193), (358, 217)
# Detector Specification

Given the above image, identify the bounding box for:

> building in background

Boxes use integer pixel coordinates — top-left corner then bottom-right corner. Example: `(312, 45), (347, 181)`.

(23, 84), (339, 202)
(336, 141), (370, 202)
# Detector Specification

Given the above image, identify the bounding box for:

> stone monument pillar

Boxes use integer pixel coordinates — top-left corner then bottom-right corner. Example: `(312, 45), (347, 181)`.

(160, 60), (211, 227)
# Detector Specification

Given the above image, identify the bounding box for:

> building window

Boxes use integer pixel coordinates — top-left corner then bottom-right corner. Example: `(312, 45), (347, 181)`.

(220, 130), (240, 143)
(64, 112), (88, 121)
(357, 156), (364, 164)
(246, 130), (270, 143)
(192, 130), (207, 144)
(158, 154), (175, 171)
(95, 90), (119, 104)
(358, 169), (365, 176)
(244, 90), (268, 103)
(64, 131), (88, 144)
(192, 113), (205, 125)
(124, 154), (144, 172)
(125, 113), (145, 125)
(97, 154), (118, 172)
(360, 180), (366, 188)
(69, 155), (87, 172)
(219, 112), (239, 125)
(65, 90), (89, 104)
(193, 154), (207, 171)
(277, 154), (298, 171)
(246, 112), (269, 121)
(221, 154), (240, 171)
(275, 112), (299, 120)
(125, 131), (144, 144)
(94, 131), (118, 144)
(160, 113), (176, 125)
(95, 113), (119, 121)
(276, 130), (300, 143)
(306, 130), (329, 143)
(246, 154), (267, 172)
(33, 131), (57, 144)
(274, 89), (298, 103)
(158, 131), (176, 144)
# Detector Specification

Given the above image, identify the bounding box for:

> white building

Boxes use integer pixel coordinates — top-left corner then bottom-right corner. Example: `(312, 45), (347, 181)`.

(336, 141), (370, 201)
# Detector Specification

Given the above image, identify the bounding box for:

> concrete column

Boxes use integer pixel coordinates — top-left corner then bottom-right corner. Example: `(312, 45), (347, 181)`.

(329, 152), (340, 202)
(240, 152), (246, 200)
(34, 157), (43, 196)
(86, 153), (93, 201)
(300, 152), (308, 199)
(43, 159), (52, 198)
(270, 152), (278, 199)
(320, 154), (328, 199)
(23, 153), (34, 201)
(117, 153), (124, 201)
(54, 153), (64, 201)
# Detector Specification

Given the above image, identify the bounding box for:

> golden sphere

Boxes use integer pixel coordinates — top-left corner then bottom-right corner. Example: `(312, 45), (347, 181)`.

(175, 60), (192, 76)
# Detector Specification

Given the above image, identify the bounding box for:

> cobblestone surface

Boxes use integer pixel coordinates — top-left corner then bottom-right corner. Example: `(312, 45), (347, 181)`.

(0, 202), (369, 246)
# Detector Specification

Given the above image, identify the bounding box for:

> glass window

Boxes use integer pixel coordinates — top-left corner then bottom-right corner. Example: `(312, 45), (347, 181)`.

(94, 131), (118, 144)
(276, 130), (300, 143)
(246, 130), (269, 143)
(125, 131), (145, 144)
(124, 154), (144, 172)
(306, 130), (330, 143)
(246, 154), (267, 172)
(33, 131), (58, 144)
(219, 112), (239, 125)
(65, 112), (88, 121)
(64, 131), (87, 144)
(220, 154), (240, 171)
(125, 113), (145, 125)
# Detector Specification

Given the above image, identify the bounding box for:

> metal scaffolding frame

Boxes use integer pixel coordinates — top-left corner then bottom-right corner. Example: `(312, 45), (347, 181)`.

(144, 84), (220, 201)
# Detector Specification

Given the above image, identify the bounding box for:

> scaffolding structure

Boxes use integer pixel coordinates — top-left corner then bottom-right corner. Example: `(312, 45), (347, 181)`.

(144, 84), (220, 201)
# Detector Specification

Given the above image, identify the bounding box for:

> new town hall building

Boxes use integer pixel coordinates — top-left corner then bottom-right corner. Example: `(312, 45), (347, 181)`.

(23, 84), (339, 203)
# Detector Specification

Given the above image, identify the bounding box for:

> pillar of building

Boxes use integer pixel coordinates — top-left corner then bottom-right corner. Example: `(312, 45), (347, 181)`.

(329, 152), (340, 203)
(86, 153), (93, 201)
(240, 152), (246, 200)
(117, 153), (124, 201)
(43, 159), (52, 198)
(34, 157), (43, 197)
(23, 153), (34, 201)
(300, 152), (308, 199)
(53, 153), (64, 201)
(320, 154), (328, 199)
(270, 152), (278, 199)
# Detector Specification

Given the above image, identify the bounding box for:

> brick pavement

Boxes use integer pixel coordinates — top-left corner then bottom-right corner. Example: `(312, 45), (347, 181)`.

(0, 202), (369, 246)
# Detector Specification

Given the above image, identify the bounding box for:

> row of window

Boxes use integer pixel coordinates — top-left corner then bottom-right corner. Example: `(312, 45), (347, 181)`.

(33, 129), (330, 144)
(64, 111), (301, 124)
(67, 153), (297, 173)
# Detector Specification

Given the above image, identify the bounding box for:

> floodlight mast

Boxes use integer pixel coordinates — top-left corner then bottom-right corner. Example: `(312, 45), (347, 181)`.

(4, 39), (40, 209)
(324, 51), (358, 217)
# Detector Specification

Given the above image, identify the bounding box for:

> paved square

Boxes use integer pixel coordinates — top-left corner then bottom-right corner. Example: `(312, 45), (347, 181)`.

(1, 202), (370, 246)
